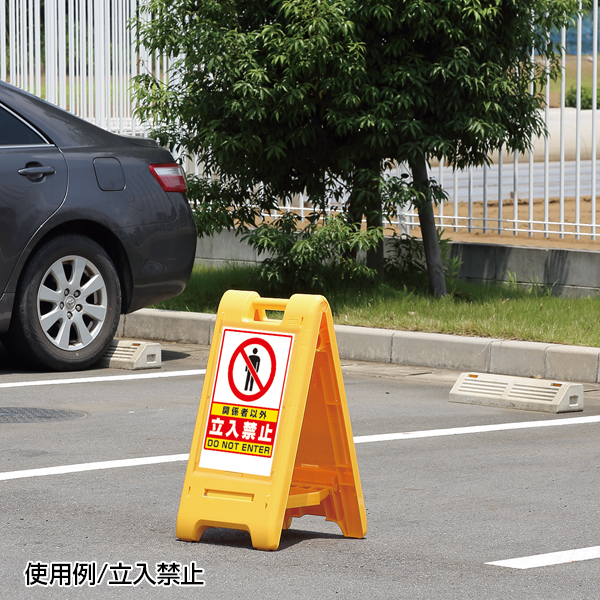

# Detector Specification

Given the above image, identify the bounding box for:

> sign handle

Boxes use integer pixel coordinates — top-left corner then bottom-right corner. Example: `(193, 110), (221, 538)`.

(253, 297), (289, 312)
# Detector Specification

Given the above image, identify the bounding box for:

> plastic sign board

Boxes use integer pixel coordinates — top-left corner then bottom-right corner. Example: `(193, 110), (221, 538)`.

(200, 328), (294, 476)
(177, 290), (367, 551)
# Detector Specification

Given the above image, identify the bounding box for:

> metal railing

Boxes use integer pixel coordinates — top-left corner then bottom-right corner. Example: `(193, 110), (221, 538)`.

(417, 2), (600, 241)
(2, 0), (599, 241)
(0, 0), (154, 134)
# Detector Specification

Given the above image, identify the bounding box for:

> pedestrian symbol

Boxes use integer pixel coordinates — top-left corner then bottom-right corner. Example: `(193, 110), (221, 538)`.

(245, 348), (260, 391)
(228, 337), (277, 402)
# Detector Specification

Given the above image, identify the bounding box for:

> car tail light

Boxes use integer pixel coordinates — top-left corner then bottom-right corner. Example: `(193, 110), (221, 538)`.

(149, 163), (187, 192)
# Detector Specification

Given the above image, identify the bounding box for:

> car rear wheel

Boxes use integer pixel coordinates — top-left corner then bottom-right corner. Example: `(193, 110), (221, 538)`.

(3, 234), (121, 371)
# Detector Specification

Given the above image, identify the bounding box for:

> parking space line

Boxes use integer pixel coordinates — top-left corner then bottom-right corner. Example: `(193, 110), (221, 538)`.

(3, 414), (600, 482)
(352, 415), (600, 443)
(0, 454), (190, 481)
(486, 546), (600, 569)
(0, 369), (206, 389)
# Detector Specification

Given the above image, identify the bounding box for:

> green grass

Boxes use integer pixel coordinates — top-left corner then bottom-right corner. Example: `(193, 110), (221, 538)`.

(152, 264), (600, 348)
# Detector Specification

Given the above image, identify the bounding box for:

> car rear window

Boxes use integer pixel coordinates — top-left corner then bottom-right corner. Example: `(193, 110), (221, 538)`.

(0, 106), (45, 146)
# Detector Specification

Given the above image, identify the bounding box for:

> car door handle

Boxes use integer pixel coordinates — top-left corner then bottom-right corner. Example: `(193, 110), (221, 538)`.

(18, 165), (56, 181)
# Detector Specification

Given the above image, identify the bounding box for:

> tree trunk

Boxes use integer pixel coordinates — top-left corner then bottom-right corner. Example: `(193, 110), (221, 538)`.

(409, 156), (447, 297)
(365, 206), (384, 275)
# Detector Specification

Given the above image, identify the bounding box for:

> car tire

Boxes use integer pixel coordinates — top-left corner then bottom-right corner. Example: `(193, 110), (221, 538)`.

(3, 234), (121, 371)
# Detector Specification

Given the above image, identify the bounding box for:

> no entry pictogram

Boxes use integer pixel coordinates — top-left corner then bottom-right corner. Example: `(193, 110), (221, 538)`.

(228, 337), (277, 401)
(200, 326), (294, 476)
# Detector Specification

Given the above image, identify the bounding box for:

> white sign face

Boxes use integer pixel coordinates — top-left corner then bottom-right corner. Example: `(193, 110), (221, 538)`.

(199, 328), (294, 477)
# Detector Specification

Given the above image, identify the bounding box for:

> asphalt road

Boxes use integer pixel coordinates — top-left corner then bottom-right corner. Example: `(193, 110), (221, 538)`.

(2, 340), (600, 599)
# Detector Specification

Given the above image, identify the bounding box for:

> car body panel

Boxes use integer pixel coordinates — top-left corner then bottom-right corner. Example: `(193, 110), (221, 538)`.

(0, 80), (197, 338)
(0, 293), (13, 328)
(0, 146), (68, 295)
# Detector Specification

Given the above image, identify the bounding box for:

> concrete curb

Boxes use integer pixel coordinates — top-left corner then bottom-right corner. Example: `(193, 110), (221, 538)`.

(117, 308), (217, 347)
(117, 308), (600, 384)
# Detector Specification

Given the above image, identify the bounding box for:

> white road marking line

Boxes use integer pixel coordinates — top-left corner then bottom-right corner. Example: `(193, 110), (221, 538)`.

(352, 415), (600, 443)
(0, 369), (206, 389)
(2, 414), (600, 481)
(0, 454), (190, 481)
(486, 546), (600, 569)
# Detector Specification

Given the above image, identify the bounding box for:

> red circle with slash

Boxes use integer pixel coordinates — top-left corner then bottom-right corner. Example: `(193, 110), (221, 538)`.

(228, 337), (277, 402)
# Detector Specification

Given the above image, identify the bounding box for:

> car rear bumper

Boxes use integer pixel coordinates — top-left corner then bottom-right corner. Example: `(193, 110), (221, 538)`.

(118, 201), (197, 313)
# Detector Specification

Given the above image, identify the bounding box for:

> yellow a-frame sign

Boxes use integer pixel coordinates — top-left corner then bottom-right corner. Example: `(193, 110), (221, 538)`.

(177, 290), (367, 551)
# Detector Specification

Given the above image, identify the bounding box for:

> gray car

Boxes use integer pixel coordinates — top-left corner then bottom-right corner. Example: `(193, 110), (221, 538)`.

(0, 81), (197, 371)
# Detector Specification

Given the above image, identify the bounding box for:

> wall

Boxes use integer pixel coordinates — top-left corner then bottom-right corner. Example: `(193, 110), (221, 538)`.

(195, 230), (600, 298)
(449, 242), (600, 298)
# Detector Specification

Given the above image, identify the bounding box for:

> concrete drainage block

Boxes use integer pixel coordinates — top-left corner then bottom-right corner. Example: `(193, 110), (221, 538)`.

(98, 340), (162, 370)
(450, 372), (584, 413)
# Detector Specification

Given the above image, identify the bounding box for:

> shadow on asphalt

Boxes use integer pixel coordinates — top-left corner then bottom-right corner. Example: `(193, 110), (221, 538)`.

(188, 526), (346, 551)
(161, 349), (191, 362)
(0, 339), (40, 375)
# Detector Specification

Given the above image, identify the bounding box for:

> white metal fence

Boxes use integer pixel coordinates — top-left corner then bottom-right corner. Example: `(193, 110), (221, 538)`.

(2, 0), (599, 241)
(0, 0), (158, 134)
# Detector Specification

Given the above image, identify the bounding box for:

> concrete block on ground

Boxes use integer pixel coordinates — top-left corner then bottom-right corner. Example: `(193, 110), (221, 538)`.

(98, 340), (162, 370)
(391, 331), (493, 371)
(122, 308), (216, 345)
(334, 325), (393, 363)
(545, 345), (600, 383)
(489, 340), (550, 378)
(450, 372), (584, 413)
